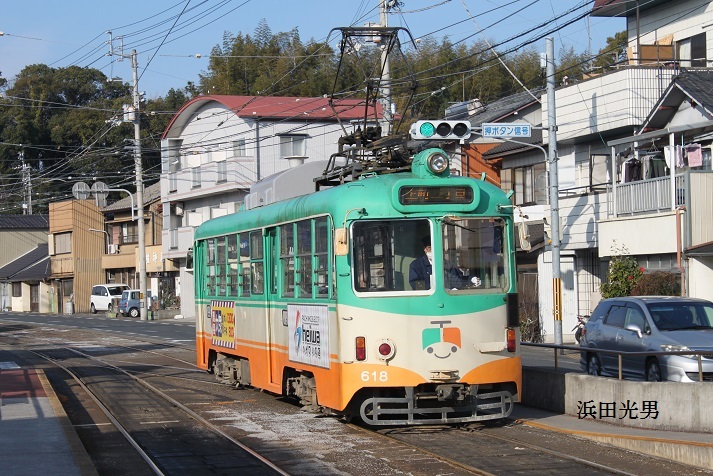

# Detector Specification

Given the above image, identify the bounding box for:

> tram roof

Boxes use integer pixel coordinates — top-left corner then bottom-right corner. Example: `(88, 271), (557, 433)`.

(194, 171), (511, 241)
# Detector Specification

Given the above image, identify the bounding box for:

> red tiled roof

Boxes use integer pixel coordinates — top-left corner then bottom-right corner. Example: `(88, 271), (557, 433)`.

(162, 95), (382, 139)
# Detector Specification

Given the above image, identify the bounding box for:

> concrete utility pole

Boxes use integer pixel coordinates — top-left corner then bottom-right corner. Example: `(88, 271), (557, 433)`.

(20, 150), (32, 215)
(379, 0), (393, 135)
(546, 37), (563, 346)
(108, 32), (148, 321)
(131, 50), (148, 321)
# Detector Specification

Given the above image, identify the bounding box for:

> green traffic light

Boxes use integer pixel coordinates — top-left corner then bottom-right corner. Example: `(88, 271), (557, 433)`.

(419, 122), (435, 138)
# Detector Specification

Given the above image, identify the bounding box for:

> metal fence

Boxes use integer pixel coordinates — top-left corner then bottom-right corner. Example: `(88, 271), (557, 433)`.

(521, 342), (710, 382)
(607, 174), (686, 216)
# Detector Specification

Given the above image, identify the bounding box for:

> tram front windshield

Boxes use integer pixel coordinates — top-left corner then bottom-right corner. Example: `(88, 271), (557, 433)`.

(352, 218), (507, 293)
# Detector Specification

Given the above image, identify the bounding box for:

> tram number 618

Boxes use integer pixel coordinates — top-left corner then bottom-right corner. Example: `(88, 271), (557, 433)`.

(361, 371), (388, 382)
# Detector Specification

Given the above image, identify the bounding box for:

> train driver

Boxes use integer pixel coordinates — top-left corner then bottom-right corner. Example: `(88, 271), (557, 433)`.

(409, 237), (483, 290)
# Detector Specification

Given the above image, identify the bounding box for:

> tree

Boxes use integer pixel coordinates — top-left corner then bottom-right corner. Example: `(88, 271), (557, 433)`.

(592, 31), (628, 71)
(631, 271), (681, 296)
(0, 65), (170, 214)
(600, 255), (645, 298)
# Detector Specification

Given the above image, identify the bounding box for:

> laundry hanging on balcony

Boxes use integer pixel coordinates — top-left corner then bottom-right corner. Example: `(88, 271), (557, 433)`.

(641, 154), (667, 179)
(664, 145), (686, 169)
(623, 157), (642, 182)
(684, 143), (702, 167)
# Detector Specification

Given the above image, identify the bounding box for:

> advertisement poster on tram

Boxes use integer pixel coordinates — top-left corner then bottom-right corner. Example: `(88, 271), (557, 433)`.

(211, 300), (235, 349)
(288, 304), (329, 368)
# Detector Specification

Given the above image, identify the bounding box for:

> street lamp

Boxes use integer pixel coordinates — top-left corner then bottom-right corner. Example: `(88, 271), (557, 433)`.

(88, 228), (110, 254)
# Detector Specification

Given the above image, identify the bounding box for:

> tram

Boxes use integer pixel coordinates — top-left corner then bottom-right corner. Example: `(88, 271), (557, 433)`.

(194, 141), (520, 425)
(193, 26), (520, 425)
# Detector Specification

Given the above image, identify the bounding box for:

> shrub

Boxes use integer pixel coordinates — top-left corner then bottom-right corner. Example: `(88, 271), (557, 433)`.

(631, 271), (680, 296)
(600, 255), (644, 298)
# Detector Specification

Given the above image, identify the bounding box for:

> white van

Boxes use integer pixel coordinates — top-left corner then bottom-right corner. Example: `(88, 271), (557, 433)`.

(90, 284), (129, 313)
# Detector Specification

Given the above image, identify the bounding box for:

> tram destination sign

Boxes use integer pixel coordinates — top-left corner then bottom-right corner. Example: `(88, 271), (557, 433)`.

(481, 123), (532, 138)
(399, 186), (474, 205)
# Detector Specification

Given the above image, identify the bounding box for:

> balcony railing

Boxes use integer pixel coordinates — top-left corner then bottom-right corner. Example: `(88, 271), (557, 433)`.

(607, 174), (685, 217)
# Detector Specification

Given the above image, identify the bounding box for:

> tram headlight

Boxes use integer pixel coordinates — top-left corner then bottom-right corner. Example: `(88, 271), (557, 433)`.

(376, 338), (396, 361)
(427, 152), (449, 174)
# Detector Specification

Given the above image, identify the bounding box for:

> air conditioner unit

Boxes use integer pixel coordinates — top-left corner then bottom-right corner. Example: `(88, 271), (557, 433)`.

(174, 202), (184, 216)
(107, 244), (119, 254)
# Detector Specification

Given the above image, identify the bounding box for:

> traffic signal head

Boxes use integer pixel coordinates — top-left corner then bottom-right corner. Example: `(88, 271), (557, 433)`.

(410, 120), (472, 141)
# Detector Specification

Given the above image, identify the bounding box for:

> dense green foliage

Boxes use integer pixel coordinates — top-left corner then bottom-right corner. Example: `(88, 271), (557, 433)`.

(600, 255), (645, 298)
(631, 271), (681, 296)
(0, 66), (187, 213)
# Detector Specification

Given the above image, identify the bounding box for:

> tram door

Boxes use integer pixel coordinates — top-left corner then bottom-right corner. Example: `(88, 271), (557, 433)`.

(265, 228), (281, 387)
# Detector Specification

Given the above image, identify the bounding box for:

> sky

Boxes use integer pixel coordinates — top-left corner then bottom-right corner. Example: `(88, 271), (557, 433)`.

(0, 0), (626, 99)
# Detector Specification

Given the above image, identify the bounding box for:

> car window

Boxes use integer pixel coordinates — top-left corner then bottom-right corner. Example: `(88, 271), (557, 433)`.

(648, 302), (713, 330)
(604, 305), (626, 328)
(624, 305), (647, 331)
(109, 287), (125, 296)
(589, 302), (611, 323)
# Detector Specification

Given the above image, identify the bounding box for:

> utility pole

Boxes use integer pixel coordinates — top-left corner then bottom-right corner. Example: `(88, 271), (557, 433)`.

(20, 150), (32, 215)
(546, 37), (563, 347)
(131, 50), (148, 321)
(378, 0), (393, 135)
(108, 32), (148, 321)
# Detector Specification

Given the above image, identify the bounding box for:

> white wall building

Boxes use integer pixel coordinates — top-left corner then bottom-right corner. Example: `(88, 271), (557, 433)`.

(160, 95), (381, 318)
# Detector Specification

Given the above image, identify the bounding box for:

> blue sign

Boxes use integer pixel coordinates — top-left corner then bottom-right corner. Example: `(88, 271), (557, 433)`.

(481, 123), (532, 138)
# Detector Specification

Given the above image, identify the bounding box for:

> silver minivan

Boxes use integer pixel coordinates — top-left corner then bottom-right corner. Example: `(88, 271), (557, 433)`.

(90, 284), (129, 313)
(580, 296), (713, 382)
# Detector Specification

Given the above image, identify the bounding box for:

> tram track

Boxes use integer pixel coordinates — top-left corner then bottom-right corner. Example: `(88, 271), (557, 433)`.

(31, 346), (289, 476)
(2, 319), (709, 476)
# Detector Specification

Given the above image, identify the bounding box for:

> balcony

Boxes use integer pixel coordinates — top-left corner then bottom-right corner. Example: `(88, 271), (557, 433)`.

(544, 66), (677, 142)
(608, 174), (686, 217)
(162, 157), (255, 200)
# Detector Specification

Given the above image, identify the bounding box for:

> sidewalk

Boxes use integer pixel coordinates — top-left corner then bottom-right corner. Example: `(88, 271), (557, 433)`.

(511, 404), (713, 471)
(0, 367), (97, 476)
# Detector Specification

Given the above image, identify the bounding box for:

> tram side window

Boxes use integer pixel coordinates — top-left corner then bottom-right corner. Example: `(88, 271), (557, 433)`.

(297, 220), (312, 298)
(250, 231), (264, 294)
(314, 216), (330, 298)
(239, 233), (250, 297)
(227, 234), (239, 296)
(280, 224), (296, 297)
(216, 236), (227, 295)
(206, 239), (216, 296)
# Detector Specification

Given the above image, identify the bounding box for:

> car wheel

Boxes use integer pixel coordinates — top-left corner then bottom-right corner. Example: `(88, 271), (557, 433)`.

(91, 303), (97, 314)
(129, 308), (139, 318)
(587, 354), (601, 376)
(646, 359), (662, 382)
(108, 303), (113, 313)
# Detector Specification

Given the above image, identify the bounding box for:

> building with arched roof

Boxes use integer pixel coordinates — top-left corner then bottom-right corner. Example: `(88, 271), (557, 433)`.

(160, 95), (382, 318)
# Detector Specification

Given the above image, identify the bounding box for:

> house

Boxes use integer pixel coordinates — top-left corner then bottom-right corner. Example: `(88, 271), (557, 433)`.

(97, 182), (179, 310)
(601, 69), (713, 300)
(160, 95), (383, 319)
(476, 0), (712, 342)
(0, 244), (50, 312)
(0, 214), (49, 311)
(48, 199), (105, 313)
